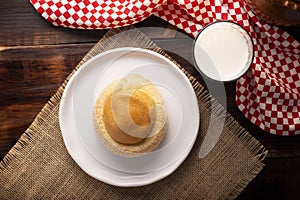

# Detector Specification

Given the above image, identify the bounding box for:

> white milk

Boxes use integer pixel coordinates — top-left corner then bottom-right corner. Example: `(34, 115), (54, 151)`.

(193, 21), (253, 81)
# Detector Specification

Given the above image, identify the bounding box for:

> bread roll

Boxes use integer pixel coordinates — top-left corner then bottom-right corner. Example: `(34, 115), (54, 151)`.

(94, 74), (168, 157)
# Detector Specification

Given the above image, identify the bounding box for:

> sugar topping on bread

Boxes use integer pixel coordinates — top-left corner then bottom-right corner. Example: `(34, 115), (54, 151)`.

(94, 73), (168, 157)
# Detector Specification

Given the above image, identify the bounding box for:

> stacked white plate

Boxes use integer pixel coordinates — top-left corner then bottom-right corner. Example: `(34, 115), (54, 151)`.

(59, 47), (200, 186)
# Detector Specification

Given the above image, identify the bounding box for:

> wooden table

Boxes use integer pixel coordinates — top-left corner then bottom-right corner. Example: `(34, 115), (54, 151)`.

(1, 1), (300, 199)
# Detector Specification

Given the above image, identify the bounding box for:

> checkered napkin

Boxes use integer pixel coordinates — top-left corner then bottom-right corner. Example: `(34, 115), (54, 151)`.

(30, 0), (300, 136)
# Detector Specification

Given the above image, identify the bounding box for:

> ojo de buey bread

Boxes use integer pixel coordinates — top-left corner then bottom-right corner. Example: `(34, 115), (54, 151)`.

(94, 74), (168, 157)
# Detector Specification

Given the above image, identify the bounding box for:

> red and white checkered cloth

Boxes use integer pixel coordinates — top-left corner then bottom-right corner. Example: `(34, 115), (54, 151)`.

(30, 0), (300, 136)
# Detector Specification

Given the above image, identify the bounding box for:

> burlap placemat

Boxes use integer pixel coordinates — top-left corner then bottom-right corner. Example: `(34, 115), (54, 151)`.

(0, 27), (267, 200)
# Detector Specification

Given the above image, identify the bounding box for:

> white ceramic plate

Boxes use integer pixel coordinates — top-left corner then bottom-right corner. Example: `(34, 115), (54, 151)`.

(59, 47), (199, 186)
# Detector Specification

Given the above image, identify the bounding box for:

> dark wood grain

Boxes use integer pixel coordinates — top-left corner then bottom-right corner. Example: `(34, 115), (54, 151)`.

(1, 0), (300, 199)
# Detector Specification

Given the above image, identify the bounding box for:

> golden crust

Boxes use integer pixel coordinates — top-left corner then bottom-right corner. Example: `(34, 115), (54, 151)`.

(94, 75), (168, 157)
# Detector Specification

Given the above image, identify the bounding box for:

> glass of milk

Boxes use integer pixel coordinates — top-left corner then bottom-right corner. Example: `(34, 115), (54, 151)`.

(193, 21), (254, 82)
